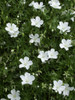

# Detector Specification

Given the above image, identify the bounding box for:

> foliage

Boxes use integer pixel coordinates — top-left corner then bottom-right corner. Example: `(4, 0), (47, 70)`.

(0, 0), (75, 100)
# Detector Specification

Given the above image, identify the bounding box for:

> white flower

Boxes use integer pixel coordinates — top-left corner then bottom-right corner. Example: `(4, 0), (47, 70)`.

(5, 23), (18, 33)
(29, 1), (35, 6)
(5, 23), (19, 37)
(20, 72), (35, 85)
(22, 0), (26, 4)
(34, 2), (45, 11)
(57, 21), (71, 33)
(29, 1), (45, 11)
(59, 39), (72, 51)
(38, 51), (48, 63)
(53, 80), (65, 94)
(61, 10), (68, 15)
(7, 89), (20, 100)
(47, 48), (58, 59)
(71, 17), (74, 22)
(53, 80), (75, 96)
(19, 57), (33, 70)
(70, 10), (75, 15)
(1, 99), (6, 100)
(70, 10), (75, 22)
(20, 0), (26, 4)
(31, 16), (44, 28)
(48, 0), (61, 9)
(29, 34), (40, 45)
(6, 3), (11, 7)
(9, 31), (19, 38)
(63, 84), (74, 96)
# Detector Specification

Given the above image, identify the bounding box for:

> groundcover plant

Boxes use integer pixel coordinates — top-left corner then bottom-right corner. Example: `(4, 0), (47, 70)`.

(0, 0), (75, 100)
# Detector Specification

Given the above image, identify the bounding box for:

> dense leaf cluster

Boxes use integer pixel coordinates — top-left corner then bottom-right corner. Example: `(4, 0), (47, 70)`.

(0, 0), (75, 100)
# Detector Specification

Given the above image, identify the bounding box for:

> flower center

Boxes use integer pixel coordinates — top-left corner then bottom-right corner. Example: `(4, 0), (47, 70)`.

(34, 37), (37, 41)
(10, 27), (13, 31)
(24, 62), (27, 66)
(26, 78), (29, 83)
(13, 94), (16, 98)
(64, 44), (68, 48)
(35, 21), (39, 25)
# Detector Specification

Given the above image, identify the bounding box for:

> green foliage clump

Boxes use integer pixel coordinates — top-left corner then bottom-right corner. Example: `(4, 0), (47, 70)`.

(0, 0), (75, 100)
